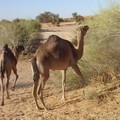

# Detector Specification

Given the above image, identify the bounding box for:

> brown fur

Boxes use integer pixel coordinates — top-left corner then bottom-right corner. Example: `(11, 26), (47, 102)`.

(0, 44), (24, 106)
(31, 25), (89, 110)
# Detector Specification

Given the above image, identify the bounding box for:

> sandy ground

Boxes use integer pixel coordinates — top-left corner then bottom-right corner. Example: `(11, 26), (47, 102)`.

(41, 22), (77, 41)
(0, 60), (120, 120)
(0, 23), (120, 120)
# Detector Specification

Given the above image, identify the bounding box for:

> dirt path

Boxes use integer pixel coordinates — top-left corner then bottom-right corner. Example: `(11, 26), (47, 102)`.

(0, 23), (120, 120)
(0, 60), (120, 120)
(41, 22), (77, 41)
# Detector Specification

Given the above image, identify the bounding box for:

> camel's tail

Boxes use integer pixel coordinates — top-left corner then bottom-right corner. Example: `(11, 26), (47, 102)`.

(31, 57), (40, 82)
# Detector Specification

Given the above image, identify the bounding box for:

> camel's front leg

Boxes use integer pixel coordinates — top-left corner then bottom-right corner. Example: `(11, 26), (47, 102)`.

(61, 70), (67, 101)
(11, 68), (18, 91)
(72, 64), (86, 96)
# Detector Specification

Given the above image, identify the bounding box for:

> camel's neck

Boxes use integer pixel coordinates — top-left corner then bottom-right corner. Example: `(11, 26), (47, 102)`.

(13, 51), (19, 63)
(76, 32), (84, 60)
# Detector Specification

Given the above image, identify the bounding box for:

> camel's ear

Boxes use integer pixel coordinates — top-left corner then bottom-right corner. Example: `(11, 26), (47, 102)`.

(11, 45), (15, 51)
(77, 25), (89, 31)
(83, 25), (89, 31)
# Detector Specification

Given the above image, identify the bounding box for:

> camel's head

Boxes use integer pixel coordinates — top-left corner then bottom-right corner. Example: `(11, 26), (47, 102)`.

(3, 44), (8, 49)
(3, 44), (9, 51)
(13, 44), (25, 53)
(77, 25), (89, 36)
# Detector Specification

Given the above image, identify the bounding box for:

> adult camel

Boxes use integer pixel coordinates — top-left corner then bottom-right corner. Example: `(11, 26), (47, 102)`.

(31, 25), (89, 110)
(0, 44), (24, 106)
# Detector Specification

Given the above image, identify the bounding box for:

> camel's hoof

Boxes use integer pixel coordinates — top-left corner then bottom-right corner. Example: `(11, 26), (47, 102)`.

(44, 107), (49, 111)
(1, 102), (4, 106)
(36, 105), (49, 111)
(45, 107), (52, 111)
(61, 97), (66, 101)
(11, 87), (15, 91)
(36, 105), (44, 110)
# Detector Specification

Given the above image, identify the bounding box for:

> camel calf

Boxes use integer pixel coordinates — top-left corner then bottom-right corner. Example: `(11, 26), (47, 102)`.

(0, 44), (24, 106)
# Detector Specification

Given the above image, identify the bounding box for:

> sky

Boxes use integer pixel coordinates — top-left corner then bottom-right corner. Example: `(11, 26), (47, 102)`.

(0, 0), (114, 20)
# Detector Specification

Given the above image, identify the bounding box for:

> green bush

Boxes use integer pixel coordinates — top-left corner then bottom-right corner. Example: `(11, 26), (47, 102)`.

(0, 19), (42, 52)
(36, 12), (61, 26)
(79, 3), (120, 83)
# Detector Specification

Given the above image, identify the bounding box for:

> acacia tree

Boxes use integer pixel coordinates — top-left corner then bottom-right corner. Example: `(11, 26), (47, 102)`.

(72, 12), (84, 24)
(36, 12), (61, 26)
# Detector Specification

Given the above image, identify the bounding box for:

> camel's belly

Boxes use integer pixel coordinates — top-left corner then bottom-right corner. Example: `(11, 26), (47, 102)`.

(49, 60), (70, 70)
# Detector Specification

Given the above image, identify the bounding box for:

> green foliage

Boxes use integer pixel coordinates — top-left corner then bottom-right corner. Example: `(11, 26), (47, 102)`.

(63, 18), (73, 22)
(51, 14), (61, 26)
(0, 20), (14, 44)
(36, 11), (61, 26)
(0, 19), (42, 49)
(72, 12), (84, 24)
(79, 3), (120, 82)
(12, 21), (27, 45)
(69, 2), (120, 88)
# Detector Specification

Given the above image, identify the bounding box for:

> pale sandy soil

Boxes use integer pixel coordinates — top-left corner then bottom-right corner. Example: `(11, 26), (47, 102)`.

(0, 60), (120, 120)
(0, 23), (120, 120)
(41, 22), (78, 41)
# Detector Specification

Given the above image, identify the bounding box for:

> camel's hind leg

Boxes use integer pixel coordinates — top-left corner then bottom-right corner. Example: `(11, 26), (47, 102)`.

(11, 67), (18, 91)
(38, 75), (48, 110)
(6, 69), (11, 99)
(33, 78), (41, 109)
(0, 77), (5, 106)
(38, 66), (49, 110)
